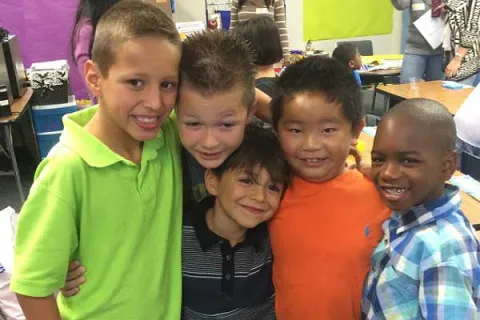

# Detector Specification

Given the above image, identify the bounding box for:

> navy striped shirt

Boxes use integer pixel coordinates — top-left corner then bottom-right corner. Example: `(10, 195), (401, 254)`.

(182, 196), (275, 319)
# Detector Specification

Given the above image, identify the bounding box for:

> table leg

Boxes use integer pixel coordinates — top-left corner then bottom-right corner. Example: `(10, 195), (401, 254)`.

(371, 84), (378, 112)
(27, 108), (40, 163)
(383, 95), (390, 113)
(3, 125), (25, 203)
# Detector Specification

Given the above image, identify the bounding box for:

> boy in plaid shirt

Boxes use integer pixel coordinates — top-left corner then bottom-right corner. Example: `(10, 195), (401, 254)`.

(362, 98), (480, 319)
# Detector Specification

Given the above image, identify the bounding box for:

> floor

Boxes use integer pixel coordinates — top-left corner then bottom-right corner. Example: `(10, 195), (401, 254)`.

(0, 89), (389, 213)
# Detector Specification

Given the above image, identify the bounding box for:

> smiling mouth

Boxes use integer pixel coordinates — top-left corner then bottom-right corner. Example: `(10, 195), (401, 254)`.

(199, 152), (222, 160)
(133, 116), (161, 129)
(299, 157), (327, 166)
(380, 186), (410, 201)
(241, 205), (265, 215)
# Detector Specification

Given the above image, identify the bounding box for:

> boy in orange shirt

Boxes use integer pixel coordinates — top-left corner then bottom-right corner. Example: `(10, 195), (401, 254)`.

(268, 56), (390, 319)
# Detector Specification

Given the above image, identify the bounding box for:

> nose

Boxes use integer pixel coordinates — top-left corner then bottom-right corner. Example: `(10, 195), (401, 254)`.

(381, 161), (401, 180)
(303, 132), (322, 151)
(250, 185), (266, 203)
(144, 86), (162, 110)
(201, 128), (220, 149)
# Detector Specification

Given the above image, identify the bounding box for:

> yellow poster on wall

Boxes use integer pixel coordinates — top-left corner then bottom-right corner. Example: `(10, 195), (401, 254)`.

(303, 0), (394, 41)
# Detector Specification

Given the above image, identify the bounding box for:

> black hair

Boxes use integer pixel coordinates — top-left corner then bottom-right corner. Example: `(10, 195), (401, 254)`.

(212, 124), (292, 194)
(233, 16), (283, 66)
(238, 0), (273, 9)
(384, 98), (457, 152)
(180, 30), (256, 108)
(332, 43), (359, 68)
(70, 0), (121, 64)
(271, 56), (363, 130)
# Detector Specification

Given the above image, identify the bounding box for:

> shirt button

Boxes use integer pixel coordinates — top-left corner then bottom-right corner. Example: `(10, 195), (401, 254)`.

(226, 255), (232, 261)
(225, 273), (231, 280)
(218, 240), (224, 245)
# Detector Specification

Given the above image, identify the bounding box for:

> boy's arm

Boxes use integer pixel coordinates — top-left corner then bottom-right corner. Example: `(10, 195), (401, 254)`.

(11, 160), (79, 315)
(420, 263), (477, 318)
(16, 294), (61, 320)
(254, 88), (272, 122)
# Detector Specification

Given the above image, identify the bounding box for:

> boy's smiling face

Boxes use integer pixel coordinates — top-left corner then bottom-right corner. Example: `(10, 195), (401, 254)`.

(206, 165), (284, 229)
(371, 116), (456, 213)
(87, 36), (180, 143)
(277, 92), (362, 183)
(177, 83), (251, 169)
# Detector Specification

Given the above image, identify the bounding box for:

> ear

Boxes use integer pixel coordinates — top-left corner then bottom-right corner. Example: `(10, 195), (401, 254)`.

(351, 118), (366, 146)
(441, 150), (457, 181)
(348, 60), (355, 69)
(204, 169), (220, 196)
(84, 60), (103, 98)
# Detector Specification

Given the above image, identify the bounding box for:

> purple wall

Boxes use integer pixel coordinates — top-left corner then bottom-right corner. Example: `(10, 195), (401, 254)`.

(0, 0), (89, 99)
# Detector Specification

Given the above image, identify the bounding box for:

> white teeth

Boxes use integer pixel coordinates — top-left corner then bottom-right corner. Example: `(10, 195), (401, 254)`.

(135, 116), (158, 124)
(303, 158), (323, 163)
(384, 187), (406, 194)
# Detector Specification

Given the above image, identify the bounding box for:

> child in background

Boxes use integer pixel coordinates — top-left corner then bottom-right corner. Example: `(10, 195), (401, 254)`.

(233, 16), (283, 129)
(182, 124), (290, 318)
(11, 2), (183, 319)
(233, 16), (283, 98)
(70, 0), (121, 101)
(268, 56), (390, 319)
(362, 98), (480, 319)
(332, 43), (363, 86)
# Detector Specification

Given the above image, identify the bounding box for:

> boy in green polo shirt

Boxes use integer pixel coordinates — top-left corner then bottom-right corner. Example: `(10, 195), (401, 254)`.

(10, 2), (183, 319)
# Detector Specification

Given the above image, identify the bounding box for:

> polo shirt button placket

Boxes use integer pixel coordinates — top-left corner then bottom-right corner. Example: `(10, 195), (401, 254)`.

(225, 273), (231, 280)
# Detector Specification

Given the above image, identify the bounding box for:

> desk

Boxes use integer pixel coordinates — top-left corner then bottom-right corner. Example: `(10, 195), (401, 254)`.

(376, 80), (474, 114)
(359, 131), (480, 225)
(359, 56), (402, 111)
(0, 88), (35, 203)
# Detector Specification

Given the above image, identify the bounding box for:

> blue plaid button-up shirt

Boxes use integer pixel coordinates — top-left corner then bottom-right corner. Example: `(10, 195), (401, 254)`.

(362, 185), (480, 319)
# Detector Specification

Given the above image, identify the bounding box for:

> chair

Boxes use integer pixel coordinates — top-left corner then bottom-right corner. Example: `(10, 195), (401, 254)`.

(336, 40), (373, 56)
(461, 152), (480, 181)
(365, 114), (380, 127)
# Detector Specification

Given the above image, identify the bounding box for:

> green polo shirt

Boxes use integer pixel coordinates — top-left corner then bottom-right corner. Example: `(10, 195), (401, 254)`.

(11, 106), (183, 319)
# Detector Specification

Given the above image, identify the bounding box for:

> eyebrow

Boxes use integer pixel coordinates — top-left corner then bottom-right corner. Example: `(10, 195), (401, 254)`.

(282, 117), (342, 125)
(371, 150), (422, 156)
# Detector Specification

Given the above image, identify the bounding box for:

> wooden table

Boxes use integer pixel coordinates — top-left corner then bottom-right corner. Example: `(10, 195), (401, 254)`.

(376, 80), (474, 114)
(0, 88), (35, 203)
(359, 131), (480, 225)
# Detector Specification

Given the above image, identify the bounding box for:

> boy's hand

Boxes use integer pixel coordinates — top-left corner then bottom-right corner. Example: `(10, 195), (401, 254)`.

(347, 146), (372, 179)
(61, 261), (86, 297)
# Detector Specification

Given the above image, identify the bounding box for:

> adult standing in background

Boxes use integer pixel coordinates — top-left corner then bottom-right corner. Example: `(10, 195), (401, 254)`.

(391, 0), (444, 83)
(230, 0), (289, 56)
(442, 0), (480, 85)
(70, 0), (121, 101)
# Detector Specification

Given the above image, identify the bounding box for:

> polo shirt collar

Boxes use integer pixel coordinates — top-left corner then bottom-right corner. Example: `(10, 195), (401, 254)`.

(392, 184), (461, 235)
(60, 106), (165, 168)
(193, 196), (268, 251)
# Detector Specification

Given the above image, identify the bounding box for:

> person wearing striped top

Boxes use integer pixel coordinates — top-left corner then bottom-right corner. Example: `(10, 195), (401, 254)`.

(230, 0), (289, 56)
(182, 125), (291, 319)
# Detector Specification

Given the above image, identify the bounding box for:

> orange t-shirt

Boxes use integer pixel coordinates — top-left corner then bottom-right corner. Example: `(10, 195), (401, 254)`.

(269, 170), (390, 320)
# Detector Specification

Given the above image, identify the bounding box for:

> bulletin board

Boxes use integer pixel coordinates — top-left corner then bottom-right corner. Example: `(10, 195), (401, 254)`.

(303, 0), (393, 41)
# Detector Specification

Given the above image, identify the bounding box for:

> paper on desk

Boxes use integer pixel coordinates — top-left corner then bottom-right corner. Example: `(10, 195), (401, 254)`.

(413, 10), (445, 50)
(0, 207), (17, 273)
(449, 175), (480, 202)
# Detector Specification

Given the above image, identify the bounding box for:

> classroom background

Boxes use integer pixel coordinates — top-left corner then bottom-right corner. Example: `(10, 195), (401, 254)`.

(0, 0), (478, 219)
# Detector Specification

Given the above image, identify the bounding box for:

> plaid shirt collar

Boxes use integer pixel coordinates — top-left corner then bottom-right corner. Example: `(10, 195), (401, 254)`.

(391, 184), (461, 235)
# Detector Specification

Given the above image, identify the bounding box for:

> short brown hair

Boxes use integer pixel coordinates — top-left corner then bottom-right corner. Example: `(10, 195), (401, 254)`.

(212, 124), (292, 195)
(92, 0), (181, 76)
(180, 30), (256, 108)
